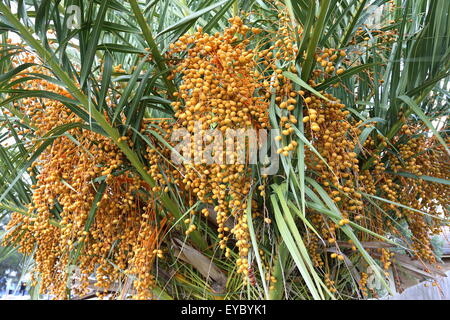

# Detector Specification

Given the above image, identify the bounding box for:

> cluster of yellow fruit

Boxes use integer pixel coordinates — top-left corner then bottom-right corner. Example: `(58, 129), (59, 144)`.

(380, 248), (394, 271)
(361, 125), (450, 263)
(305, 107), (449, 268)
(293, 37), (448, 273)
(324, 273), (337, 293)
(2, 4), (448, 298)
(359, 272), (369, 297)
(153, 8), (448, 288)
(300, 90), (366, 267)
(3, 49), (166, 299)
(305, 108), (449, 270)
(147, 16), (271, 276)
(313, 48), (347, 80)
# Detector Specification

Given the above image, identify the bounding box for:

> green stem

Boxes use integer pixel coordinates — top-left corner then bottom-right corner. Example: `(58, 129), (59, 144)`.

(128, 0), (176, 97)
(269, 241), (288, 300)
(233, 0), (238, 16)
(246, 191), (269, 299)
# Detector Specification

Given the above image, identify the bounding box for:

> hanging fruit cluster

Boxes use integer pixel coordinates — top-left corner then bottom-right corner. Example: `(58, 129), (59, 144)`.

(360, 125), (450, 263)
(146, 16), (272, 276)
(3, 49), (167, 300)
(147, 6), (449, 288)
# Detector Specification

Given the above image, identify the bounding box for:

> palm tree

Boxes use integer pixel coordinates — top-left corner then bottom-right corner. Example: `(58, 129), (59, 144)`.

(0, 0), (448, 300)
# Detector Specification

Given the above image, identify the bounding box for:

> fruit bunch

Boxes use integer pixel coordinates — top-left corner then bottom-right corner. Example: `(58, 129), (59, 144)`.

(3, 49), (166, 299)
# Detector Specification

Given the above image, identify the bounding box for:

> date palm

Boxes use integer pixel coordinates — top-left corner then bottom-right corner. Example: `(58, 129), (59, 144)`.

(0, 0), (448, 300)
